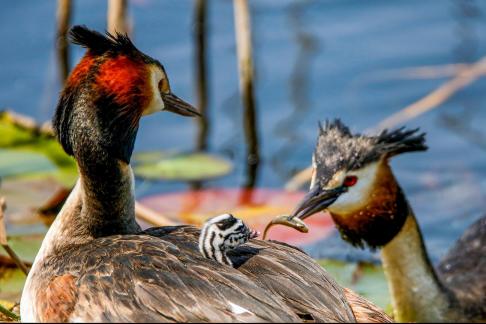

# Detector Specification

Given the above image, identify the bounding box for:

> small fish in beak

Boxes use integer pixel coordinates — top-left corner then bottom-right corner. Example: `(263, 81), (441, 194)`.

(263, 215), (309, 240)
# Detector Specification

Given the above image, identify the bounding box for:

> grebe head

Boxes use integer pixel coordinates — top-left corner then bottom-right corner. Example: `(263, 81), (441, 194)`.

(53, 25), (199, 163)
(292, 119), (427, 248)
(199, 214), (258, 266)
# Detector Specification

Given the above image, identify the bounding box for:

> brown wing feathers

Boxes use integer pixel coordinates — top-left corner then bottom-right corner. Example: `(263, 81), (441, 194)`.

(234, 239), (356, 322)
(50, 231), (301, 322)
(37, 274), (78, 322)
(36, 226), (361, 322)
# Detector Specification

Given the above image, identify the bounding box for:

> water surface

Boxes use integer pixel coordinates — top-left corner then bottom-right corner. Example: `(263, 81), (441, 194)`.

(1, 0), (486, 262)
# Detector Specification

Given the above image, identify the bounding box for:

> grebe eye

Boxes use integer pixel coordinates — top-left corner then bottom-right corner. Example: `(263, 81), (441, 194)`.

(158, 78), (170, 94)
(343, 175), (358, 187)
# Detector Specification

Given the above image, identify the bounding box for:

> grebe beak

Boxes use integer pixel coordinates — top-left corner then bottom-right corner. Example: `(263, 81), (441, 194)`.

(163, 92), (201, 117)
(291, 185), (346, 220)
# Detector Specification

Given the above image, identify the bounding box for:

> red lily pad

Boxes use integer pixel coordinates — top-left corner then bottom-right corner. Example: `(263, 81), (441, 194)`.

(140, 188), (335, 246)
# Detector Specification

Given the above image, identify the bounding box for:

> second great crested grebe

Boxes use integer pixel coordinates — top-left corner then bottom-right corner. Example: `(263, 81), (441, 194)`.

(20, 26), (392, 322)
(288, 120), (485, 322)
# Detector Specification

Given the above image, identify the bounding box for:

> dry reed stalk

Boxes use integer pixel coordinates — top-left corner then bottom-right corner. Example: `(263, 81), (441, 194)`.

(56, 0), (72, 84)
(233, 0), (260, 188)
(386, 63), (468, 79)
(194, 0), (209, 151)
(0, 110), (54, 137)
(107, 0), (129, 35)
(373, 57), (486, 132)
(285, 56), (486, 190)
(0, 197), (30, 275)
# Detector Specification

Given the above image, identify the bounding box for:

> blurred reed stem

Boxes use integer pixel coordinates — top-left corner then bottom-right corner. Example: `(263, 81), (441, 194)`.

(285, 56), (486, 191)
(108, 0), (129, 35)
(56, 0), (72, 85)
(233, 0), (260, 188)
(0, 197), (30, 276)
(194, 0), (210, 152)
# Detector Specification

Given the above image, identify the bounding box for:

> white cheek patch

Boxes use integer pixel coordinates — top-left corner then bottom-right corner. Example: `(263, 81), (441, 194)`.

(143, 67), (165, 116)
(330, 162), (378, 213)
(310, 155), (317, 189)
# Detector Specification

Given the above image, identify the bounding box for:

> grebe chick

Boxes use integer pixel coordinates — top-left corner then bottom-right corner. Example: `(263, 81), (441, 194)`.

(199, 214), (258, 267)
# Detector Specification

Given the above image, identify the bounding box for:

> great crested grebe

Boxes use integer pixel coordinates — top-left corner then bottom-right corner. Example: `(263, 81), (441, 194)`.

(288, 120), (485, 322)
(20, 26), (392, 322)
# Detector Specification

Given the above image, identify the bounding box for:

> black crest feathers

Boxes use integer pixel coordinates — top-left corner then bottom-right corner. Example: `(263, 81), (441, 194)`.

(314, 119), (428, 184)
(318, 119), (352, 137)
(374, 126), (427, 157)
(69, 25), (137, 55)
(318, 118), (427, 159)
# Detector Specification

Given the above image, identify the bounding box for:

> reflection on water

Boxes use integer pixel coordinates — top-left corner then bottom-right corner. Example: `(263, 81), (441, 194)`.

(270, 0), (320, 182)
(235, 0), (260, 189)
(193, 0), (210, 152)
(440, 0), (485, 153)
(452, 0), (480, 63)
(1, 0), (486, 261)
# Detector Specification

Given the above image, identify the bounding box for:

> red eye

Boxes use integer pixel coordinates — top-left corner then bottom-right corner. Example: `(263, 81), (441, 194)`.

(343, 175), (358, 187)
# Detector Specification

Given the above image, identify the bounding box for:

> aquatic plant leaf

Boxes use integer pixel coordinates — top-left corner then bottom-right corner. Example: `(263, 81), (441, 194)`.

(0, 267), (25, 306)
(0, 235), (43, 263)
(0, 150), (56, 179)
(0, 235), (43, 305)
(317, 259), (392, 314)
(0, 114), (77, 186)
(133, 152), (233, 181)
(0, 178), (63, 233)
(132, 151), (173, 164)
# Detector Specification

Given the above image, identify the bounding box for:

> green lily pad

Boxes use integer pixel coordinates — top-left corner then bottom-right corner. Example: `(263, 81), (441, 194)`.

(133, 151), (173, 164)
(0, 150), (56, 179)
(318, 259), (392, 314)
(0, 113), (77, 187)
(0, 235), (43, 305)
(0, 235), (43, 263)
(133, 151), (233, 181)
(0, 267), (25, 306)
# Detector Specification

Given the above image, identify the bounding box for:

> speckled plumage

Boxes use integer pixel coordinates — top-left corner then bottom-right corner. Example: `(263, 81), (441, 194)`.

(437, 215), (486, 320)
(343, 288), (393, 323)
(27, 225), (358, 322)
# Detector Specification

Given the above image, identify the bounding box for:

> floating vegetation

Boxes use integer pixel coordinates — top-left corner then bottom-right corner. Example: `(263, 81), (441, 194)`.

(318, 259), (391, 315)
(0, 111), (77, 187)
(133, 151), (233, 181)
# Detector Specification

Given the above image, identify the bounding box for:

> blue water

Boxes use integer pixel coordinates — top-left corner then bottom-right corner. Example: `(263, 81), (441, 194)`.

(1, 0), (486, 262)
